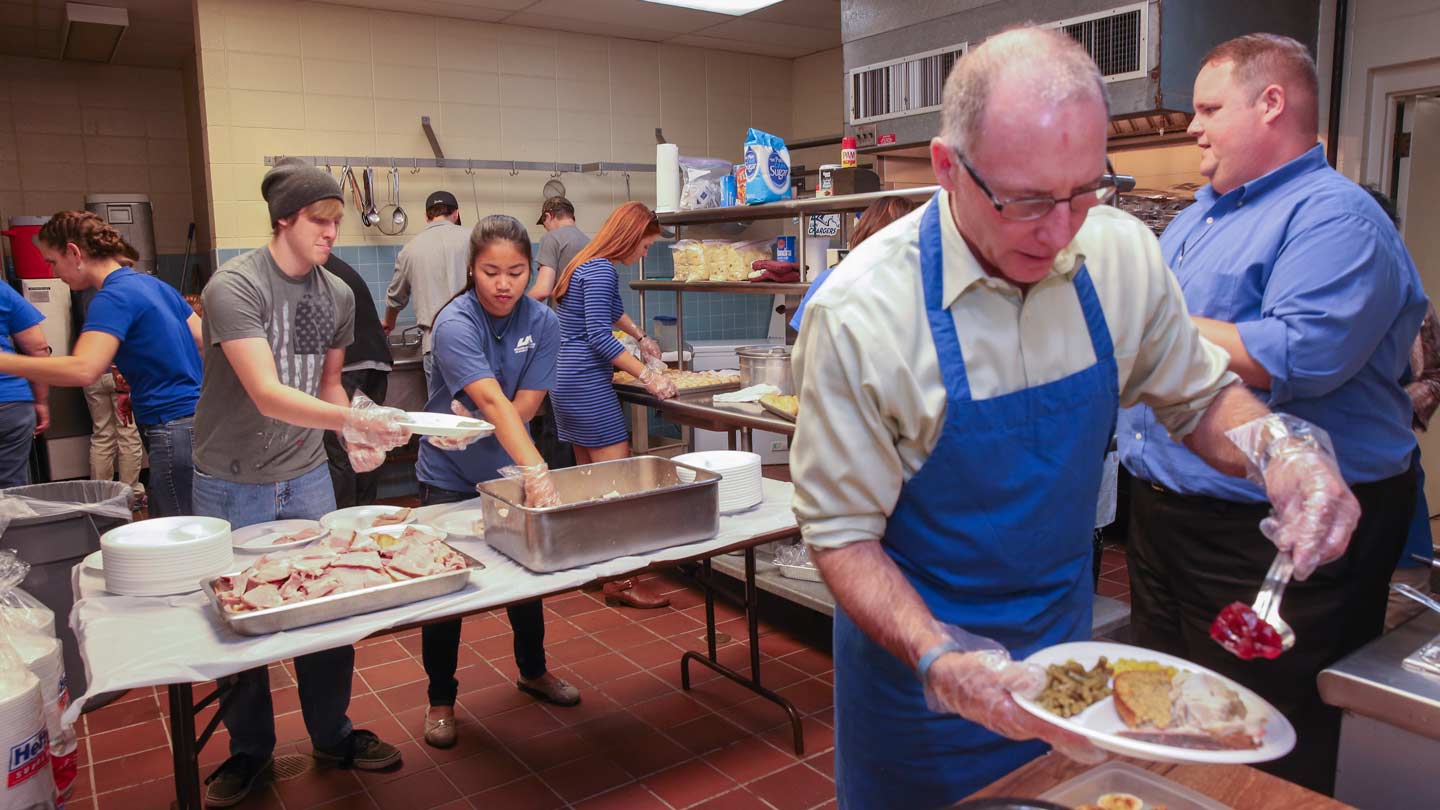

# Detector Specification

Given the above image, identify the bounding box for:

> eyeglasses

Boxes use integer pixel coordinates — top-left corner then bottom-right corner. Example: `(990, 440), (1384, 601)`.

(953, 148), (1119, 222)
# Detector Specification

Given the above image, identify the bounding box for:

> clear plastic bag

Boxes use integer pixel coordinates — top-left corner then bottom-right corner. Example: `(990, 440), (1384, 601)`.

(679, 157), (734, 211)
(0, 625), (57, 809)
(0, 552), (53, 637)
(668, 240), (704, 282)
(0, 481), (133, 540)
(0, 551), (74, 803)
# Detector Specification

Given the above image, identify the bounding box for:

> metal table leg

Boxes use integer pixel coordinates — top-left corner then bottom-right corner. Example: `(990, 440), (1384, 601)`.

(680, 549), (805, 755)
(168, 681), (230, 810)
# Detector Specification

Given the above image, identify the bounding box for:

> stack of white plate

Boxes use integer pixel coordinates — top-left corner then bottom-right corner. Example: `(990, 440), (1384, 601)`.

(673, 451), (763, 515)
(0, 669), (51, 808)
(100, 516), (234, 596)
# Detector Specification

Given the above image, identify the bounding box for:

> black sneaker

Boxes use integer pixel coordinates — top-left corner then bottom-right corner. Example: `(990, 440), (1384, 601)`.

(312, 729), (402, 770)
(203, 754), (271, 808)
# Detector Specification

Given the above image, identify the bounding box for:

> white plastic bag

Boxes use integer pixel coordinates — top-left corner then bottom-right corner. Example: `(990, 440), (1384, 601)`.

(0, 553), (52, 641)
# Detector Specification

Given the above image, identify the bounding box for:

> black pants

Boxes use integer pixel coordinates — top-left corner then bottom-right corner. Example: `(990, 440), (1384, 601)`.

(324, 369), (389, 509)
(1127, 469), (1415, 795)
(530, 405), (575, 470)
(418, 483), (547, 705)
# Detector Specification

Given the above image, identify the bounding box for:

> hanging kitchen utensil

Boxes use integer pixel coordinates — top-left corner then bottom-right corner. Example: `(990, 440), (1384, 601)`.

(361, 167), (381, 227)
(377, 166), (408, 236)
(343, 165), (365, 215)
(543, 178), (566, 199)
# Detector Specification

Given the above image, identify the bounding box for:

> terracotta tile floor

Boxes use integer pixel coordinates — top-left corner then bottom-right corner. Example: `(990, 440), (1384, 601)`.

(65, 570), (838, 810)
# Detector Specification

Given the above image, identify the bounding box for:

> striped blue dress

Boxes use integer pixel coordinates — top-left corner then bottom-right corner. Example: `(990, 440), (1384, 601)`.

(552, 258), (629, 447)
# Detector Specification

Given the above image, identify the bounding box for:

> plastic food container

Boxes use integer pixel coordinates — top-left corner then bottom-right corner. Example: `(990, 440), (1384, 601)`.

(1039, 761), (1231, 810)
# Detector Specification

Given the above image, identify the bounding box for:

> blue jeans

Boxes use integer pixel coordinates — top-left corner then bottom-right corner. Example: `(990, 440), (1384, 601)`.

(193, 463), (354, 760)
(418, 483), (548, 703)
(0, 401), (35, 489)
(138, 416), (194, 517)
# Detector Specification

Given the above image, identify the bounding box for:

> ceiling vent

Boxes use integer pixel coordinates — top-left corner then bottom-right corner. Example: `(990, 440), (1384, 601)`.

(61, 3), (129, 63)
(848, 43), (967, 126)
(1049, 3), (1149, 84)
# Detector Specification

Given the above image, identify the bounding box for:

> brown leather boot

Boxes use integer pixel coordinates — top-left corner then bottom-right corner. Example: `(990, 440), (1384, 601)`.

(603, 578), (671, 609)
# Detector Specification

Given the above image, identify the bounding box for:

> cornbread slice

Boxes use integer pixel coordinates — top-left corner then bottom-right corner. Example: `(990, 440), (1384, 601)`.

(1113, 669), (1174, 729)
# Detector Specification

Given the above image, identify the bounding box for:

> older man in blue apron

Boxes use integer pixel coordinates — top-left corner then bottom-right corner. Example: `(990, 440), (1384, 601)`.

(790, 28), (1362, 810)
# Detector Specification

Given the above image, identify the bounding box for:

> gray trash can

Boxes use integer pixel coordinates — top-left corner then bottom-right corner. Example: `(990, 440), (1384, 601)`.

(0, 481), (132, 701)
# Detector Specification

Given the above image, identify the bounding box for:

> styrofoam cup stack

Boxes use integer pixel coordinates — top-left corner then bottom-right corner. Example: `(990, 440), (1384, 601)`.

(9, 633), (73, 801)
(0, 668), (54, 809)
(673, 451), (763, 515)
(101, 516), (234, 596)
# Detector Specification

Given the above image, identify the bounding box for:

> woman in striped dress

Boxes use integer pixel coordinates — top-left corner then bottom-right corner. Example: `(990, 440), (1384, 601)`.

(551, 202), (677, 608)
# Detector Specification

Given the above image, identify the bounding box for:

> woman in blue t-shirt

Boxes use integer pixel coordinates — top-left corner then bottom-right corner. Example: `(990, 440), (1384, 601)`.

(0, 211), (203, 515)
(414, 214), (574, 750)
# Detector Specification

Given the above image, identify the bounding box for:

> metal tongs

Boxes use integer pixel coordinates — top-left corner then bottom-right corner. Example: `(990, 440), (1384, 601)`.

(1251, 550), (1297, 652)
(1391, 581), (1440, 616)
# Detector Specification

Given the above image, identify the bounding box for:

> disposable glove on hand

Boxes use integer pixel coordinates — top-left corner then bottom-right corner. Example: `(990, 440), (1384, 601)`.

(1227, 414), (1361, 580)
(638, 367), (678, 400)
(496, 462), (561, 508)
(638, 336), (663, 363)
(426, 400), (496, 451)
(922, 625), (1104, 764)
(342, 392), (412, 451)
(347, 443), (388, 473)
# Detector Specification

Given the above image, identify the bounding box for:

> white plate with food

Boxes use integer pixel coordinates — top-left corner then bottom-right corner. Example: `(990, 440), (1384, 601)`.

(232, 519), (329, 551)
(431, 509), (487, 539)
(1012, 641), (1295, 765)
(399, 412), (494, 439)
(320, 505), (416, 532)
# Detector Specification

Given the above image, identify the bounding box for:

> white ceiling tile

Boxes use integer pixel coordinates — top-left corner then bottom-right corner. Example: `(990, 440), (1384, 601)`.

(743, 0), (841, 31)
(692, 17), (840, 51)
(666, 33), (807, 60)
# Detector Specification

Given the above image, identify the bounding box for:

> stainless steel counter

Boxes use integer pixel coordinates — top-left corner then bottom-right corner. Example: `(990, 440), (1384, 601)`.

(616, 386), (796, 446)
(1320, 611), (1440, 808)
(1319, 611), (1440, 740)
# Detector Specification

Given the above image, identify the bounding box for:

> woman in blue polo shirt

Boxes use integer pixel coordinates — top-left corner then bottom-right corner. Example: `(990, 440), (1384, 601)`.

(414, 214), (574, 750)
(0, 211), (203, 515)
(0, 284), (50, 488)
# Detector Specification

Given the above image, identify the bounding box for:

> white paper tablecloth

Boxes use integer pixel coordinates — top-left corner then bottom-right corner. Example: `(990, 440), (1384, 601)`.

(64, 480), (797, 724)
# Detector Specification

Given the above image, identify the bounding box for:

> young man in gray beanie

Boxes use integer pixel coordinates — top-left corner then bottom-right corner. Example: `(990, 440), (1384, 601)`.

(195, 157), (412, 806)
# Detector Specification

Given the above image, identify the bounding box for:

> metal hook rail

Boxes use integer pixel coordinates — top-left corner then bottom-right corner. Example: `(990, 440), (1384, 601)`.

(263, 155), (657, 174)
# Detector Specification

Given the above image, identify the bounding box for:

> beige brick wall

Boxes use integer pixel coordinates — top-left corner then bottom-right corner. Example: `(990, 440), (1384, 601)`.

(196, 0), (802, 250)
(0, 55), (197, 253)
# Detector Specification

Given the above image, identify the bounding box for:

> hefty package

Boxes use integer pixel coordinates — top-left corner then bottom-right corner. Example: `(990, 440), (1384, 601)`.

(0, 638), (55, 810)
(0, 552), (71, 805)
(743, 128), (792, 204)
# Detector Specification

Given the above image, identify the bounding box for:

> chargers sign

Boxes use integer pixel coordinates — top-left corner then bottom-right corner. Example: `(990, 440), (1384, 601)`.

(8, 728), (49, 788)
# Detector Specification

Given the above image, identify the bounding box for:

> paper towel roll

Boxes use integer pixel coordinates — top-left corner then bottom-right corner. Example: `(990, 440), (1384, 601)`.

(655, 144), (680, 213)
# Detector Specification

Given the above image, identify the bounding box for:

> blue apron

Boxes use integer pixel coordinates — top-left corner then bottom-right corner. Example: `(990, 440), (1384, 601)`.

(833, 196), (1118, 809)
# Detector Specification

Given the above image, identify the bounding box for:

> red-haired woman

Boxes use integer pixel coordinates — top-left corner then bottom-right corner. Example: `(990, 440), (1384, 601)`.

(551, 202), (676, 608)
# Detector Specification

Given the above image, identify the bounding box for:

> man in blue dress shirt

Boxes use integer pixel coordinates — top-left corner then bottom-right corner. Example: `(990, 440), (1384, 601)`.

(1118, 34), (1428, 795)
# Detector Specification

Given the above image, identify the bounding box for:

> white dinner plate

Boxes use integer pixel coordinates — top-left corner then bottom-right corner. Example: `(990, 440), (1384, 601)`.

(1012, 640), (1295, 765)
(231, 519), (329, 551)
(400, 412), (495, 439)
(320, 505), (417, 531)
(82, 550), (104, 572)
(431, 509), (487, 539)
(355, 523), (447, 543)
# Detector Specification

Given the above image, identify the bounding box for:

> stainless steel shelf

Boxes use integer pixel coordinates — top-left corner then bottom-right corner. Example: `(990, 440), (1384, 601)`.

(657, 186), (939, 226)
(631, 280), (810, 295)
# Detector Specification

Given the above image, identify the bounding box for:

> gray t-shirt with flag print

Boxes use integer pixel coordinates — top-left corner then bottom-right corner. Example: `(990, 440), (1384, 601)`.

(195, 246), (355, 483)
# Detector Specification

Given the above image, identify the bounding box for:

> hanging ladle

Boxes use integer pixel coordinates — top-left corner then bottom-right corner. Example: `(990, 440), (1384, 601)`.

(377, 166), (408, 235)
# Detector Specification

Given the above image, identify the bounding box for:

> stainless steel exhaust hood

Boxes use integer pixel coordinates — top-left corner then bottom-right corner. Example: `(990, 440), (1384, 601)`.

(841, 0), (1320, 152)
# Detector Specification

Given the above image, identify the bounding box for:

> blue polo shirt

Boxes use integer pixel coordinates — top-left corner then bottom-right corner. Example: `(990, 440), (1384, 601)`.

(416, 293), (560, 493)
(84, 267), (201, 425)
(1119, 145), (1428, 501)
(0, 284), (43, 403)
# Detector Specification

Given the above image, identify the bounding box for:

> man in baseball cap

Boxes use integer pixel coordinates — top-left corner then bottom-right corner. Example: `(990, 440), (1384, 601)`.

(383, 190), (469, 381)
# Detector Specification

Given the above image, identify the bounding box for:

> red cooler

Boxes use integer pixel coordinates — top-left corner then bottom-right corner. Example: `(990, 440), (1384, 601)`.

(3, 216), (54, 279)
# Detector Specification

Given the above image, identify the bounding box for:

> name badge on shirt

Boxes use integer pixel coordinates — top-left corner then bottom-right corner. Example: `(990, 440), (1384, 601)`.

(514, 335), (535, 354)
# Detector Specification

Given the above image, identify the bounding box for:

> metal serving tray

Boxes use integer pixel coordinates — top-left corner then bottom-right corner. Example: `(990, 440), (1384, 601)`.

(613, 378), (741, 397)
(476, 455), (721, 572)
(202, 544), (482, 636)
(1039, 761), (1230, 810)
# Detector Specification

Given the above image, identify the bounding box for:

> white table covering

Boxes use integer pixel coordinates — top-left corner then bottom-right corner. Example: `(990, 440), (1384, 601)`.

(64, 480), (797, 724)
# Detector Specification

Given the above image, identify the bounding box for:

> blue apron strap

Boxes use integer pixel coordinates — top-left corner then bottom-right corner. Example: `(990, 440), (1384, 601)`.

(918, 194), (973, 402)
(1071, 265), (1120, 436)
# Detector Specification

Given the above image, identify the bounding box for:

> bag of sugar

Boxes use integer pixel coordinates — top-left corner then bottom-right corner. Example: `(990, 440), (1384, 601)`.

(743, 129), (792, 204)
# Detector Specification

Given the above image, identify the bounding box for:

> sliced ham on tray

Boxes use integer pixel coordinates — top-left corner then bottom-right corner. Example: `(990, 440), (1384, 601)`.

(332, 551), (384, 570)
(241, 584), (283, 610)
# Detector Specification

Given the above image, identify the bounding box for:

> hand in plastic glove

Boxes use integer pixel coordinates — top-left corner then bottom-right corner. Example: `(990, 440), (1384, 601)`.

(644, 356), (668, 374)
(427, 400), (496, 451)
(497, 462), (561, 508)
(922, 631), (1104, 764)
(638, 366), (678, 400)
(638, 335), (663, 363)
(342, 392), (412, 451)
(347, 443), (388, 473)
(1227, 414), (1361, 580)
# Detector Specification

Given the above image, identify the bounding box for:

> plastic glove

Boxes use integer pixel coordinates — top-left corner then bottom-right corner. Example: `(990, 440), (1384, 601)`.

(638, 336), (663, 363)
(497, 462), (561, 508)
(638, 367), (678, 400)
(923, 625), (1104, 764)
(426, 400), (496, 451)
(1226, 414), (1361, 580)
(644, 356), (668, 374)
(342, 392), (411, 451)
(347, 443), (388, 473)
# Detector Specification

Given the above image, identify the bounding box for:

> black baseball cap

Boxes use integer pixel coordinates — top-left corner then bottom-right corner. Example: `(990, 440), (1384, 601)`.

(426, 190), (459, 210)
(537, 196), (576, 225)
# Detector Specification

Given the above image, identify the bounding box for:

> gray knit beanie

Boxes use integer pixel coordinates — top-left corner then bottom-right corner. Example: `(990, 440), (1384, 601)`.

(261, 158), (343, 223)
